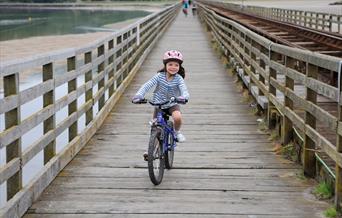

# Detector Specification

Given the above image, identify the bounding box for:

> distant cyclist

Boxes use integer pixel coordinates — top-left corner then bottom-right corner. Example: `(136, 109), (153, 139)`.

(132, 50), (190, 144)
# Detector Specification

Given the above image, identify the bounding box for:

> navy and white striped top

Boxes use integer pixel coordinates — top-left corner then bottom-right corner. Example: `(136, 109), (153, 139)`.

(136, 72), (190, 109)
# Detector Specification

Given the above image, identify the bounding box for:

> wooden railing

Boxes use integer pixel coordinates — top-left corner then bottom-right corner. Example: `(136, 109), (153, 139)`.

(203, 1), (342, 34)
(198, 2), (342, 210)
(0, 4), (179, 217)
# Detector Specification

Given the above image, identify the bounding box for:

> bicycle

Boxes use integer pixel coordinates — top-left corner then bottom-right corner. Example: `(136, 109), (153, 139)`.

(133, 97), (187, 185)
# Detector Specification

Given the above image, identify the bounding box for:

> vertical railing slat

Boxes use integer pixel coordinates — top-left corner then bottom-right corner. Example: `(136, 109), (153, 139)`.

(67, 56), (77, 141)
(43, 63), (56, 164)
(85, 52), (93, 125)
(108, 40), (115, 97)
(303, 63), (318, 177)
(336, 63), (342, 211)
(281, 56), (294, 145)
(4, 73), (22, 200)
(98, 45), (105, 111)
(268, 51), (279, 128)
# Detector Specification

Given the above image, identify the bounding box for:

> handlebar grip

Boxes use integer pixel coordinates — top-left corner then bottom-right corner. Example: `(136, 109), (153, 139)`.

(176, 98), (188, 104)
(132, 98), (147, 104)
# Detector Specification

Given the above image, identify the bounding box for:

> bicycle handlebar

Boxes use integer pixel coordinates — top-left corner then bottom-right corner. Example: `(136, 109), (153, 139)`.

(132, 97), (187, 106)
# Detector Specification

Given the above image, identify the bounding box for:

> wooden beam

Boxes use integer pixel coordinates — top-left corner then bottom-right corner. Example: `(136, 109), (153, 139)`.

(336, 62), (342, 211)
(267, 51), (280, 129)
(43, 63), (56, 164)
(4, 73), (22, 200)
(281, 56), (294, 145)
(97, 45), (105, 111)
(68, 56), (77, 142)
(303, 63), (318, 177)
(85, 52), (93, 126)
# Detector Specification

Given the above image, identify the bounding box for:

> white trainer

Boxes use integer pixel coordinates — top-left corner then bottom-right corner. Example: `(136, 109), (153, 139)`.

(176, 132), (186, 143)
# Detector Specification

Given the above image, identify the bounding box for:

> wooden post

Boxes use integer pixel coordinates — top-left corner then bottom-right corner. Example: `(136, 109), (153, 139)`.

(108, 40), (115, 97)
(303, 63), (318, 177)
(336, 63), (342, 211)
(304, 12), (307, 27)
(85, 52), (93, 126)
(68, 56), (77, 141)
(255, 43), (264, 97)
(4, 73), (22, 200)
(267, 51), (279, 129)
(98, 44), (105, 111)
(282, 56), (294, 145)
(259, 59), (265, 96)
(43, 63), (56, 164)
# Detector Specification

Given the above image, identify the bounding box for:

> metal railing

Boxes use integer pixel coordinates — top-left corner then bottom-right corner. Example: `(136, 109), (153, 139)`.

(0, 4), (180, 217)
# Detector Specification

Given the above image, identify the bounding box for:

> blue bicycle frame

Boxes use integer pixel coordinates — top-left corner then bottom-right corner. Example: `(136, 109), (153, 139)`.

(154, 109), (177, 154)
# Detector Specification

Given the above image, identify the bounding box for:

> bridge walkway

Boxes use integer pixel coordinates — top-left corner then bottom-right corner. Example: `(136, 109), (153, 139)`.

(24, 11), (328, 217)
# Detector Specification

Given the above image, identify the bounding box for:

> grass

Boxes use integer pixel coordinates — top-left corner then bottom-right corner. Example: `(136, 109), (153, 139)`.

(257, 118), (267, 132)
(225, 61), (233, 69)
(280, 143), (298, 162)
(295, 169), (307, 181)
(268, 130), (279, 141)
(241, 89), (252, 103)
(324, 207), (337, 218)
(235, 81), (244, 93)
(250, 104), (259, 115)
(314, 182), (333, 200)
(227, 67), (235, 76)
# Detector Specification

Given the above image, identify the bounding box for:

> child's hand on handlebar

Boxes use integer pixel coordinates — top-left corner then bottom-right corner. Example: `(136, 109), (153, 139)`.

(131, 95), (145, 104)
(176, 96), (188, 104)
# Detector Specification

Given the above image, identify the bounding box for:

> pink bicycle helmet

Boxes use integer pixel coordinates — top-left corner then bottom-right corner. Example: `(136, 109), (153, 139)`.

(163, 50), (183, 64)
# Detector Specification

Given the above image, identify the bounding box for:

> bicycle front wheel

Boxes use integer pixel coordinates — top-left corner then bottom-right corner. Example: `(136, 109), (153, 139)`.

(148, 129), (164, 185)
(165, 121), (175, 169)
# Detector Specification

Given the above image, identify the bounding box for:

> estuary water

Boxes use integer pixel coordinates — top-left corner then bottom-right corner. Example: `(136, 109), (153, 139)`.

(0, 7), (150, 41)
(0, 7), (151, 208)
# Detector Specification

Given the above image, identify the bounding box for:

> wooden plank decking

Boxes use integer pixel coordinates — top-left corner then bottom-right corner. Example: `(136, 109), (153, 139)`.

(24, 12), (329, 217)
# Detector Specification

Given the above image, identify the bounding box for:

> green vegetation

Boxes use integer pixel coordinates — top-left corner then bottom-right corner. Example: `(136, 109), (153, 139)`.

(268, 130), (279, 141)
(314, 182), (333, 200)
(295, 169), (306, 181)
(257, 118), (267, 132)
(280, 143), (298, 162)
(324, 207), (337, 218)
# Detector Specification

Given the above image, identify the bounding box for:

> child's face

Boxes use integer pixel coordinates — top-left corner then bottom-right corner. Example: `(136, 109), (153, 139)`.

(166, 61), (180, 75)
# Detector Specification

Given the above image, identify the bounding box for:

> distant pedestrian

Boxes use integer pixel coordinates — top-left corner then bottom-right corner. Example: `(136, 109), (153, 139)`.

(182, 0), (189, 16)
(192, 1), (197, 16)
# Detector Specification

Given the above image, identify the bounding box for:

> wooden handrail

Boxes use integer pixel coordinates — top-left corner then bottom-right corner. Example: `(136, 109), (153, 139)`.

(0, 3), (180, 217)
(198, 1), (342, 210)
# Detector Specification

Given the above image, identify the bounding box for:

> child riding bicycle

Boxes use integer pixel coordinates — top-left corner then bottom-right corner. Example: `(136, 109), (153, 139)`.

(132, 50), (190, 146)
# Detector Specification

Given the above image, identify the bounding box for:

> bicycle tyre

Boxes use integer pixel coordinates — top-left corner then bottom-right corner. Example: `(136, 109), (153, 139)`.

(165, 121), (175, 169)
(148, 128), (164, 185)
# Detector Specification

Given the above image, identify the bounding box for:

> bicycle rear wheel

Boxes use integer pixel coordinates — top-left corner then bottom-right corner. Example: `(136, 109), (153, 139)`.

(148, 129), (164, 185)
(165, 121), (175, 169)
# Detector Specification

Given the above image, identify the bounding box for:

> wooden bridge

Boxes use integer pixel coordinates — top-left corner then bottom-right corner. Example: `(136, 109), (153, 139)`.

(1, 1), (342, 217)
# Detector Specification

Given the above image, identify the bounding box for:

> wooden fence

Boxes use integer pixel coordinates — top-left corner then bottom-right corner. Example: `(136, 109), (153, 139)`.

(198, 2), (342, 210)
(203, 1), (342, 34)
(0, 4), (179, 217)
